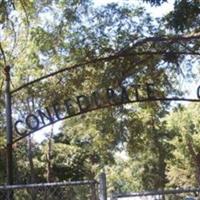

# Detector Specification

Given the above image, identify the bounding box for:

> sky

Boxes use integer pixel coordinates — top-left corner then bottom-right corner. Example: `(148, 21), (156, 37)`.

(93, 0), (199, 99)
(94, 0), (174, 17)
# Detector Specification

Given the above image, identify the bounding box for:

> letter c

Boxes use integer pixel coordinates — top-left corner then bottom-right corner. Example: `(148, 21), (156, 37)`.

(14, 120), (27, 136)
(25, 114), (40, 131)
(197, 86), (200, 99)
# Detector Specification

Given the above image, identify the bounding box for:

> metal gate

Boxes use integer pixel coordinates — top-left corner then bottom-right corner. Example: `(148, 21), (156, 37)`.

(110, 188), (200, 200)
(0, 180), (98, 200)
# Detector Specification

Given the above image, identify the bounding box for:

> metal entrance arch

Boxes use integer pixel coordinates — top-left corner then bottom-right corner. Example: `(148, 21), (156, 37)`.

(4, 43), (200, 187)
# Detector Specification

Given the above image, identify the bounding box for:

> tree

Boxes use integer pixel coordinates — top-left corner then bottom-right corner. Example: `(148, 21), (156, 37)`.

(0, 0), (199, 192)
(143, 0), (167, 5)
(144, 0), (200, 32)
(49, 109), (118, 181)
(166, 0), (200, 32)
(166, 103), (200, 187)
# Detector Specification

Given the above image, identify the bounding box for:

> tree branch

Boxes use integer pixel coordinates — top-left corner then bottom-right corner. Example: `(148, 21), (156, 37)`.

(0, 42), (7, 66)
(118, 33), (200, 55)
(134, 33), (200, 47)
(19, 0), (30, 26)
(9, 32), (200, 94)
(186, 137), (197, 163)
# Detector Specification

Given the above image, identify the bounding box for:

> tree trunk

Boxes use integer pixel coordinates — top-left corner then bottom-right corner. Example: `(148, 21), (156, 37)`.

(28, 135), (35, 183)
(27, 135), (36, 200)
(46, 125), (54, 182)
(186, 138), (200, 186)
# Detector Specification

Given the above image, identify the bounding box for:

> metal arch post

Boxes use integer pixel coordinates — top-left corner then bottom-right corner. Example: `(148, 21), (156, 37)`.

(4, 65), (13, 188)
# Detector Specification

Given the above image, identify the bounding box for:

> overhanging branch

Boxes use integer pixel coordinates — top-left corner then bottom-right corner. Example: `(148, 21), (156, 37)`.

(11, 34), (200, 94)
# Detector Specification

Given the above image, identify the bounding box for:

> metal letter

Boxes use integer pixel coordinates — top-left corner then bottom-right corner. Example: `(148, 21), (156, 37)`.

(37, 108), (54, 125)
(77, 95), (90, 112)
(146, 83), (155, 99)
(197, 85), (200, 99)
(25, 114), (40, 131)
(14, 120), (27, 136)
(52, 104), (66, 120)
(130, 84), (140, 101)
(120, 86), (130, 103)
(64, 99), (75, 116)
(107, 88), (118, 104)
(91, 91), (102, 107)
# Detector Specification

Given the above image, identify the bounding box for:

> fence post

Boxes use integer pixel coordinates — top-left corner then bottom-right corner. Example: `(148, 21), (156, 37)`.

(90, 181), (97, 200)
(99, 172), (107, 200)
(110, 191), (117, 200)
(4, 66), (13, 200)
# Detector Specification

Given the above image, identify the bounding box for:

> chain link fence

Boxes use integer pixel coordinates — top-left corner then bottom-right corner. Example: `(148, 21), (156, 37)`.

(111, 188), (200, 200)
(0, 180), (98, 200)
